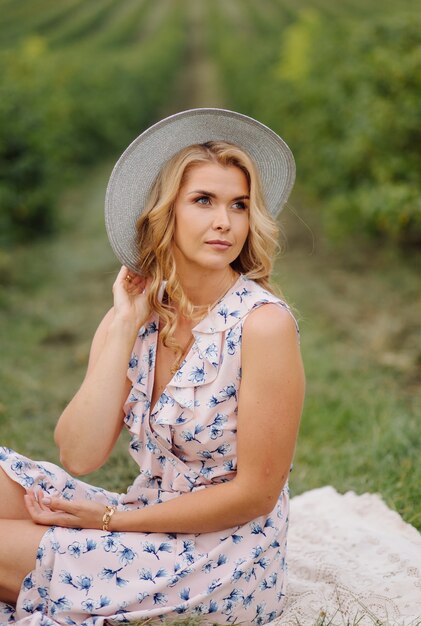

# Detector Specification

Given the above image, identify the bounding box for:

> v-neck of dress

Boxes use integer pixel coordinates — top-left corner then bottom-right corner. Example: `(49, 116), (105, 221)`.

(149, 327), (197, 417)
(148, 274), (244, 417)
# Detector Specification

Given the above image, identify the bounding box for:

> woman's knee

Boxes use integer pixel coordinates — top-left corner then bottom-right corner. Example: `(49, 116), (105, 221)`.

(0, 519), (47, 603)
(0, 467), (30, 519)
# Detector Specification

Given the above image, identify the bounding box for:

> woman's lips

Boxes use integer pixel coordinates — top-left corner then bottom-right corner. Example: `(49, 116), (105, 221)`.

(205, 240), (232, 250)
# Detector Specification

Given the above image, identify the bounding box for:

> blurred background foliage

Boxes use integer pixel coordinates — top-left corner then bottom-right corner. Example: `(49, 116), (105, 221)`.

(0, 0), (420, 246)
(0, 0), (187, 245)
(0, 0), (420, 528)
(209, 0), (421, 245)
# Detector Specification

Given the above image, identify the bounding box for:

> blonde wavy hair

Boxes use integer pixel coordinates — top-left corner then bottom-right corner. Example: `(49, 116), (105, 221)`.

(135, 141), (280, 357)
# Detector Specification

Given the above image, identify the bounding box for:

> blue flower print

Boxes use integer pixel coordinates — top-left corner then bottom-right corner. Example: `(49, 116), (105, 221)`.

(198, 449), (214, 460)
(81, 600), (94, 613)
(51, 596), (72, 614)
(168, 564), (193, 588)
(179, 587), (190, 601)
(128, 355), (138, 369)
(217, 305), (229, 323)
(199, 462), (216, 479)
(250, 522), (267, 537)
(130, 437), (142, 452)
(213, 442), (231, 456)
(20, 473), (35, 488)
(178, 539), (194, 558)
(138, 568), (167, 584)
(21, 599), (36, 614)
(36, 463), (56, 479)
(153, 592), (168, 606)
(208, 599), (219, 614)
(223, 588), (244, 607)
(156, 392), (175, 411)
(36, 545), (45, 563)
(38, 479), (53, 493)
(0, 448), (10, 461)
(146, 346), (155, 372)
(181, 424), (205, 444)
(203, 342), (218, 364)
(98, 567), (128, 587)
(207, 383), (237, 407)
(217, 304), (241, 324)
(251, 546), (263, 559)
(118, 546), (137, 566)
(207, 579), (222, 593)
(221, 384), (237, 401)
(205, 412), (228, 439)
(226, 328), (241, 355)
(235, 287), (252, 302)
(143, 541), (172, 560)
(207, 395), (220, 408)
(22, 574), (34, 590)
(102, 535), (119, 553)
(11, 459), (30, 475)
(243, 592), (255, 608)
(137, 369), (146, 386)
(139, 321), (158, 338)
(188, 363), (206, 384)
(255, 557), (270, 570)
(145, 436), (159, 455)
(223, 459), (236, 472)
(259, 577), (274, 591)
(175, 412), (188, 425)
(136, 592), (149, 604)
(68, 543), (83, 559)
(139, 494), (149, 507)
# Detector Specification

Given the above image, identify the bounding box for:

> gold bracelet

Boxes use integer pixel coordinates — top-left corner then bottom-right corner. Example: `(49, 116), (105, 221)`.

(102, 505), (116, 532)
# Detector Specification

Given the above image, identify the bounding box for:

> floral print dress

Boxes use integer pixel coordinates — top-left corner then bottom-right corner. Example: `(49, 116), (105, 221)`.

(0, 275), (299, 626)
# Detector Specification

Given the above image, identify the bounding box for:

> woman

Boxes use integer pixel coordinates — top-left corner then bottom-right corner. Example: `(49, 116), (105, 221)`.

(0, 109), (305, 626)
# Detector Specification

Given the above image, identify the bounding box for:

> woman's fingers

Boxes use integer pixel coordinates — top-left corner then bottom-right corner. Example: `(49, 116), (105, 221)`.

(24, 489), (76, 527)
(114, 266), (146, 296)
(24, 489), (105, 529)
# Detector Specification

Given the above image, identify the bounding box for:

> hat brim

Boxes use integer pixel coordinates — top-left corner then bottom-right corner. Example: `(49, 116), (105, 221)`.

(105, 108), (296, 273)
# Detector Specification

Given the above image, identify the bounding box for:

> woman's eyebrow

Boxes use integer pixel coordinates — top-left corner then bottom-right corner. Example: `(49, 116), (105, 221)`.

(187, 190), (250, 201)
(187, 189), (217, 197)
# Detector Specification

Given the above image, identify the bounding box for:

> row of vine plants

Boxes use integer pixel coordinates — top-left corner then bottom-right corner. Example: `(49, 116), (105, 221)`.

(208, 0), (421, 246)
(0, 0), (188, 245)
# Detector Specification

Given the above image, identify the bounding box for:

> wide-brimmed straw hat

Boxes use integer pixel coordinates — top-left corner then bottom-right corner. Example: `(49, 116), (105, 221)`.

(105, 107), (295, 273)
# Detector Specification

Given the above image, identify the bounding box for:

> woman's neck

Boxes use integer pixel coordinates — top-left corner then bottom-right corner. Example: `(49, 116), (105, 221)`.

(176, 268), (238, 308)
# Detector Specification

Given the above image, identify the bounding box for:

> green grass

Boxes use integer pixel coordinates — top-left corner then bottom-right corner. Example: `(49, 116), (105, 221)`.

(0, 167), (420, 529)
(276, 196), (421, 527)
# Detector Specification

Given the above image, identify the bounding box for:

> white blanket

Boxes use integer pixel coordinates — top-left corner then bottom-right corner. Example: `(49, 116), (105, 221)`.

(275, 487), (421, 626)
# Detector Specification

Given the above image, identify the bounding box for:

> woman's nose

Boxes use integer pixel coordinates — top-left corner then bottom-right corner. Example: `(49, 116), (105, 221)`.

(213, 206), (231, 231)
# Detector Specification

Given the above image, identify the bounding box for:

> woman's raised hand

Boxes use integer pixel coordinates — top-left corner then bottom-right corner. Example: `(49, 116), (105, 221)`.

(112, 265), (151, 329)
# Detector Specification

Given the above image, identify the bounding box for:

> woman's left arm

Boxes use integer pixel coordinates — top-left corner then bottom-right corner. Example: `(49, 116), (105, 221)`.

(25, 304), (305, 532)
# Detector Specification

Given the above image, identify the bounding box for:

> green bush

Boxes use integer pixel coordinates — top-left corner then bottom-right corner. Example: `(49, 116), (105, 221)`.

(209, 4), (421, 245)
(0, 3), (186, 245)
(267, 11), (421, 244)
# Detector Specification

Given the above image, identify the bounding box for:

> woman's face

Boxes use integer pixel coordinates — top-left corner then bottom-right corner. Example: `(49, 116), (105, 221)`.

(172, 162), (250, 275)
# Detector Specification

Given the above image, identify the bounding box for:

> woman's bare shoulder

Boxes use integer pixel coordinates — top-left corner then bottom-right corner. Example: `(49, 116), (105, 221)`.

(242, 302), (299, 345)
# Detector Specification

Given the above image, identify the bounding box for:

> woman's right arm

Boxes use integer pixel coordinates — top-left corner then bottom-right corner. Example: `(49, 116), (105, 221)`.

(54, 267), (150, 476)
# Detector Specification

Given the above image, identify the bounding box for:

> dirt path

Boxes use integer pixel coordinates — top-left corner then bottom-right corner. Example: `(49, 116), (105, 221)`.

(174, 0), (226, 109)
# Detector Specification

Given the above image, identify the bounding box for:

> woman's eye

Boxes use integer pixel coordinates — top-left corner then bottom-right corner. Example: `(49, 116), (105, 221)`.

(195, 196), (211, 205)
(233, 201), (247, 210)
